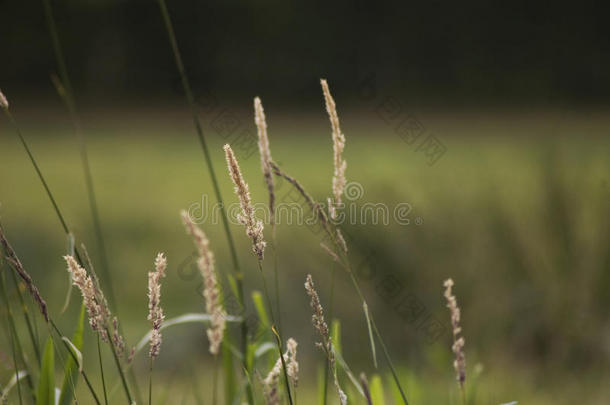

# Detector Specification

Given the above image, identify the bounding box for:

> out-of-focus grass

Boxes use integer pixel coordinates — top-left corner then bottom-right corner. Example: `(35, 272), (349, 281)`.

(1, 108), (609, 404)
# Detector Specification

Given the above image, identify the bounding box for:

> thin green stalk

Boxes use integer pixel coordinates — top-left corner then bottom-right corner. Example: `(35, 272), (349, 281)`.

(212, 354), (219, 405)
(154, 2), (252, 402)
(8, 265), (41, 365)
(7, 312), (23, 405)
(106, 327), (134, 404)
(272, 237), (282, 335)
(0, 271), (36, 402)
(270, 163), (410, 404)
(0, 224), (101, 405)
(47, 323), (82, 405)
(257, 261), (293, 405)
(347, 271), (409, 405)
(49, 320), (102, 405)
(3, 109), (70, 235)
(322, 262), (337, 405)
(155, 0), (241, 274)
(98, 336), (109, 405)
(40, 0), (117, 310)
(1, 269), (24, 405)
(148, 358), (153, 405)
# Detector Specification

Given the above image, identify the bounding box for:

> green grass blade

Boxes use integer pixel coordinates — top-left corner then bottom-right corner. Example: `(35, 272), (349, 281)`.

(369, 375), (386, 405)
(58, 304), (85, 405)
(134, 313), (242, 357)
(1, 370), (28, 402)
(363, 303), (377, 368)
(251, 291), (270, 337)
(331, 320), (342, 356)
(36, 337), (55, 405)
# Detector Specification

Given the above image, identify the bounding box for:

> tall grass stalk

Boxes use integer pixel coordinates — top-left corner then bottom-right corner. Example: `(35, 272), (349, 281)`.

(6, 310), (23, 405)
(1, 272), (24, 405)
(322, 262), (337, 405)
(257, 260), (294, 405)
(2, 108), (71, 236)
(155, 0), (241, 275)
(49, 320), (103, 405)
(8, 263), (41, 365)
(148, 358), (153, 405)
(98, 336), (110, 405)
(0, 271), (36, 401)
(41, 0), (117, 311)
(106, 325), (134, 404)
(270, 161), (411, 404)
(155, 3), (251, 401)
(1, 222), (102, 404)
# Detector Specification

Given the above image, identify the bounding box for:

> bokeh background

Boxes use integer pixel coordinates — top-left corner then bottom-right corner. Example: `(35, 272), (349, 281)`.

(1, 0), (609, 404)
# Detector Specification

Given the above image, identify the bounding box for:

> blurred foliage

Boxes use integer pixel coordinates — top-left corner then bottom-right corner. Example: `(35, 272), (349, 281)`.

(1, 0), (609, 104)
(0, 109), (609, 403)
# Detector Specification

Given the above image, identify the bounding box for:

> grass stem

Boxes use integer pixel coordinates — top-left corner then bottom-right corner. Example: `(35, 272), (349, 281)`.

(98, 336), (109, 405)
(0, 271), (36, 402)
(155, 3), (252, 402)
(49, 320), (103, 405)
(257, 260), (294, 405)
(149, 357), (153, 405)
(106, 327), (134, 404)
(8, 266), (41, 365)
(40, 0), (117, 311)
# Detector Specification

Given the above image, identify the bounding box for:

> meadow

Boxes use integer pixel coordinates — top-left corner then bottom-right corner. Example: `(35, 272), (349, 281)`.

(1, 99), (609, 404)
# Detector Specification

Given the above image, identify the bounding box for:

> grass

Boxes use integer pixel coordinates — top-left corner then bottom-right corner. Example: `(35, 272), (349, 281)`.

(0, 104), (609, 404)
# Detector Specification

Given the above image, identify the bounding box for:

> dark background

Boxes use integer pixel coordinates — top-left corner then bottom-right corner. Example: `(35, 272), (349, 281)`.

(2, 0), (609, 106)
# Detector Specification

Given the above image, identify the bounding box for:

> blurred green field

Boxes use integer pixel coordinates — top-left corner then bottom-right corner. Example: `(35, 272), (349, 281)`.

(1, 107), (609, 404)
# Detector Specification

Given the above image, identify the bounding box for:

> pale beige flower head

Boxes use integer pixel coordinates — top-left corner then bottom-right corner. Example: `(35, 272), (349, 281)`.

(181, 211), (225, 355)
(224, 144), (266, 260)
(305, 274), (347, 405)
(148, 252), (167, 359)
(254, 97), (275, 225)
(444, 278), (466, 389)
(263, 337), (299, 404)
(0, 89), (8, 109)
(320, 79), (346, 219)
(64, 255), (109, 342)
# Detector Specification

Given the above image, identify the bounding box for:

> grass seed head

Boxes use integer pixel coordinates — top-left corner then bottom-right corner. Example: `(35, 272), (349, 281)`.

(444, 278), (466, 389)
(0, 225), (48, 322)
(0, 89), (8, 109)
(320, 79), (347, 219)
(181, 211), (225, 355)
(224, 144), (266, 260)
(148, 252), (167, 359)
(254, 97), (275, 226)
(64, 255), (109, 342)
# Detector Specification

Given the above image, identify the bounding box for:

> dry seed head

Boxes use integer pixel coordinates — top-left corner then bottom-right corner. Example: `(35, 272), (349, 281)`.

(0, 89), (8, 109)
(320, 242), (340, 263)
(336, 229), (348, 253)
(224, 144), (266, 260)
(444, 278), (466, 388)
(181, 210), (214, 268)
(0, 225), (48, 322)
(263, 337), (299, 404)
(320, 79), (347, 219)
(254, 97), (275, 226)
(148, 252), (167, 359)
(305, 274), (329, 347)
(181, 211), (225, 355)
(112, 316), (125, 357)
(305, 274), (347, 404)
(285, 338), (299, 387)
(64, 255), (108, 342)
